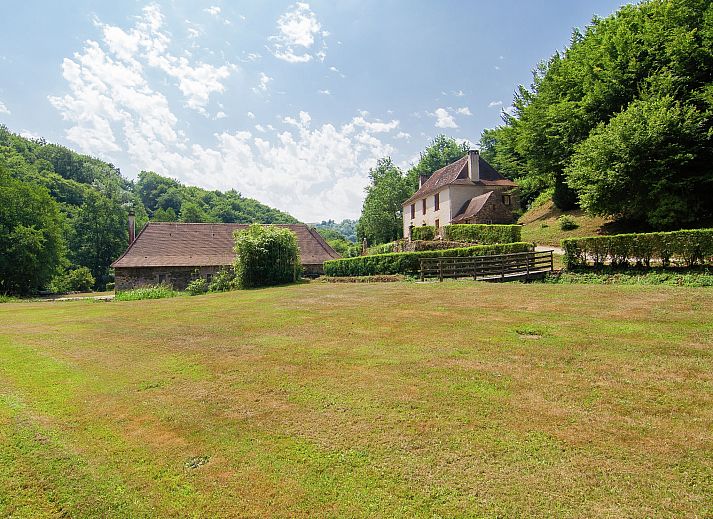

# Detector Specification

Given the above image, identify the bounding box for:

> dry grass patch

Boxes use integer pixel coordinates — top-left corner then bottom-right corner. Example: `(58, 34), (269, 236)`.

(0, 282), (712, 517)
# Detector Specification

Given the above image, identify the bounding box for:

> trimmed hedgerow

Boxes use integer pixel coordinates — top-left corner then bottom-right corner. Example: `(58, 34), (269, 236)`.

(412, 226), (436, 241)
(442, 224), (521, 244)
(324, 242), (533, 277)
(562, 229), (713, 269)
(234, 224), (301, 288)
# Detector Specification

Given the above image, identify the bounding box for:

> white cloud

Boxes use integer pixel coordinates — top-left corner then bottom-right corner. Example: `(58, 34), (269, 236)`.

(453, 89), (465, 97)
(242, 52), (261, 63)
(215, 111), (227, 119)
(19, 129), (40, 140)
(318, 89), (331, 95)
(268, 3), (327, 63)
(395, 132), (410, 140)
(0, 100), (10, 115)
(494, 65), (501, 71)
(253, 72), (272, 93)
(48, 4), (396, 221)
(204, 6), (221, 16)
(345, 116), (399, 133)
(432, 108), (457, 129)
(488, 100), (503, 108)
(94, 5), (234, 114)
(456, 106), (472, 116)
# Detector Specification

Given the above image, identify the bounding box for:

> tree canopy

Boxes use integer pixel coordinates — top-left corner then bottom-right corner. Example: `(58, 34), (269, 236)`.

(480, 0), (713, 228)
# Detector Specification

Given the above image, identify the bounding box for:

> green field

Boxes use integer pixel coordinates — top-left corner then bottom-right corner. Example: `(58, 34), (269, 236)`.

(1, 282), (712, 517)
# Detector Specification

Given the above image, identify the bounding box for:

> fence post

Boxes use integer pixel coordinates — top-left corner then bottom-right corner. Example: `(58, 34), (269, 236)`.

(550, 251), (554, 271)
(438, 259), (443, 282)
(526, 252), (530, 281)
(420, 259), (424, 282)
(500, 254), (505, 280)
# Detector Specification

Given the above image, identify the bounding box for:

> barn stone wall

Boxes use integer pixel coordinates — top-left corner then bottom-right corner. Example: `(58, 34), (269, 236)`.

(115, 263), (325, 291)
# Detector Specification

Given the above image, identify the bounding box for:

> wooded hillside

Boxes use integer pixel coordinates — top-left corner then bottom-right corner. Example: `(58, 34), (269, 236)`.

(0, 126), (297, 294)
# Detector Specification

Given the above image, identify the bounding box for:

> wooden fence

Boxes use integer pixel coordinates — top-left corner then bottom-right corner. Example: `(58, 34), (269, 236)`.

(419, 250), (554, 282)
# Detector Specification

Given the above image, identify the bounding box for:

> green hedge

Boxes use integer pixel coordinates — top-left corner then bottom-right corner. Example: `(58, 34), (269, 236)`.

(442, 224), (521, 244)
(324, 242), (533, 277)
(562, 229), (713, 268)
(412, 226), (436, 240)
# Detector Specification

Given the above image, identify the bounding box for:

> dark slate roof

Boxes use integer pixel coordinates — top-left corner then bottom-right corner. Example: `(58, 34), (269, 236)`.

(111, 223), (340, 268)
(450, 191), (495, 224)
(403, 154), (516, 205)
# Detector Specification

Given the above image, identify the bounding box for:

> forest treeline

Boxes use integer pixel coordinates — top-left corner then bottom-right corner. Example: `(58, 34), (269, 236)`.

(480, 0), (713, 228)
(0, 126), (296, 294)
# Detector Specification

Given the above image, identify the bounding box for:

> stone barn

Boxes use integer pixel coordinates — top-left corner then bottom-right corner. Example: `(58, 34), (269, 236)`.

(111, 223), (340, 291)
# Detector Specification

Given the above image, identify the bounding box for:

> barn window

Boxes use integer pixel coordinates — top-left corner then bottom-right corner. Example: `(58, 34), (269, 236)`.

(434, 193), (440, 211)
(410, 204), (415, 219)
(502, 195), (512, 206)
(422, 198), (427, 215)
(206, 273), (213, 283)
(158, 274), (166, 284)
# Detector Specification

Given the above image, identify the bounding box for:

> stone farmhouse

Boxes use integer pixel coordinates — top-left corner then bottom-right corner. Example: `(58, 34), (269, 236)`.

(111, 222), (340, 291)
(402, 150), (518, 238)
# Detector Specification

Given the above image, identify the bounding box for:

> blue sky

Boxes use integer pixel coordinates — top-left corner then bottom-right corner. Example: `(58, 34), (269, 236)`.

(0, 1), (633, 221)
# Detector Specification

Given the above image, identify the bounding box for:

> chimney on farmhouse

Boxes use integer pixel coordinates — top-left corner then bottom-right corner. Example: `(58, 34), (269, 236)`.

(467, 149), (480, 182)
(128, 210), (136, 245)
(419, 174), (429, 188)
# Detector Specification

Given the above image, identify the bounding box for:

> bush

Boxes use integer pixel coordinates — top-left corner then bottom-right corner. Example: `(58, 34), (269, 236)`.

(562, 229), (713, 269)
(324, 242), (533, 277)
(114, 284), (180, 301)
(367, 241), (398, 255)
(106, 282), (115, 291)
(442, 224), (522, 244)
(186, 277), (209, 296)
(49, 267), (96, 293)
(411, 226), (436, 241)
(558, 215), (579, 231)
(208, 268), (237, 292)
(234, 224), (301, 288)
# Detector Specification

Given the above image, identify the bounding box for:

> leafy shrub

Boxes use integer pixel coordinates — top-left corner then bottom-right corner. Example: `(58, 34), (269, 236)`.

(367, 241), (398, 255)
(323, 275), (406, 283)
(0, 295), (19, 303)
(442, 224), (521, 244)
(324, 242), (533, 277)
(562, 229), (713, 269)
(411, 226), (436, 241)
(114, 284), (180, 301)
(186, 278), (209, 296)
(557, 215), (579, 231)
(234, 224), (301, 288)
(49, 267), (96, 293)
(543, 269), (713, 287)
(208, 268), (237, 292)
(106, 282), (115, 291)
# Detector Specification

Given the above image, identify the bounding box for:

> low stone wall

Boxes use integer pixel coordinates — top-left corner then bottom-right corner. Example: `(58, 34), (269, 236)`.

(115, 263), (325, 291)
(114, 266), (223, 291)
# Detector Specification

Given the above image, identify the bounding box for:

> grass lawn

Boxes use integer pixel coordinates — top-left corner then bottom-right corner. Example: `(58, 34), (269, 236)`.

(520, 200), (615, 247)
(1, 282), (712, 517)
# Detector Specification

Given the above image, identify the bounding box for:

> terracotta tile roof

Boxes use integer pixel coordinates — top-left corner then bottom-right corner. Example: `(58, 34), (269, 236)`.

(450, 191), (494, 224)
(403, 154), (516, 205)
(111, 223), (340, 268)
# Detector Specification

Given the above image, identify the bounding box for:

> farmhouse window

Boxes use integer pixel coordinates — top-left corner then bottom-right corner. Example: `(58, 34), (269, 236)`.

(435, 219), (440, 230)
(434, 193), (440, 211)
(411, 204), (415, 219)
(502, 195), (512, 206)
(422, 199), (427, 215)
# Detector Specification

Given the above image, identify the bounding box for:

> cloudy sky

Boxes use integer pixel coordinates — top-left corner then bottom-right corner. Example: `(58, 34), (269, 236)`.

(0, 1), (632, 221)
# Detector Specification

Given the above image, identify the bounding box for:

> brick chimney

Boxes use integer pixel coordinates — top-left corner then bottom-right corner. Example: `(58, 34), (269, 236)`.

(419, 174), (429, 188)
(467, 149), (480, 181)
(128, 210), (136, 245)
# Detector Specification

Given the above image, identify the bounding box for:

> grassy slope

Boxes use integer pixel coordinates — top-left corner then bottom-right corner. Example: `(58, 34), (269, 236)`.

(1, 283), (712, 518)
(519, 200), (616, 247)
